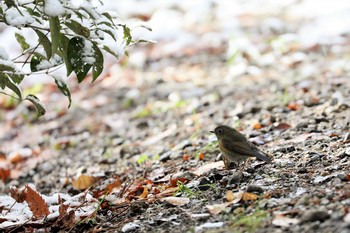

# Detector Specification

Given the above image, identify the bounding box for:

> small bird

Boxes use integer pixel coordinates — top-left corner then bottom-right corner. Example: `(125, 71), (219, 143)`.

(210, 125), (271, 170)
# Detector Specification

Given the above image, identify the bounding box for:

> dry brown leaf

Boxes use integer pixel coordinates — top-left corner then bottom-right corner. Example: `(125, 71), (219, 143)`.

(183, 154), (189, 161)
(105, 177), (122, 194)
(139, 186), (149, 199)
(156, 187), (178, 198)
(288, 102), (299, 111)
(226, 190), (234, 202)
(274, 123), (291, 131)
(24, 185), (50, 218)
(58, 195), (69, 218)
(242, 192), (258, 202)
(0, 167), (10, 182)
(253, 123), (262, 129)
(72, 175), (97, 190)
(162, 197), (190, 206)
(10, 186), (26, 203)
(198, 153), (205, 160)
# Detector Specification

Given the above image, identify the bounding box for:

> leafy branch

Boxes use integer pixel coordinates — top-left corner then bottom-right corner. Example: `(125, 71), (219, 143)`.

(0, 0), (150, 117)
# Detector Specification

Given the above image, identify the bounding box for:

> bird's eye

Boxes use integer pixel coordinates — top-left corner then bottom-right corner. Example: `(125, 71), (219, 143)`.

(217, 129), (223, 135)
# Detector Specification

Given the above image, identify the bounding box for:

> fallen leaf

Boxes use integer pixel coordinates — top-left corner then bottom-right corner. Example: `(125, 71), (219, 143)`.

(105, 177), (122, 194)
(274, 123), (291, 131)
(242, 192), (258, 202)
(183, 154), (189, 161)
(139, 186), (149, 199)
(206, 202), (231, 214)
(194, 161), (225, 176)
(72, 175), (97, 190)
(0, 167), (10, 182)
(198, 153), (205, 160)
(288, 102), (299, 111)
(226, 190), (234, 202)
(156, 187), (178, 198)
(24, 185), (50, 218)
(10, 186), (26, 203)
(168, 177), (188, 188)
(253, 123), (262, 129)
(162, 197), (190, 206)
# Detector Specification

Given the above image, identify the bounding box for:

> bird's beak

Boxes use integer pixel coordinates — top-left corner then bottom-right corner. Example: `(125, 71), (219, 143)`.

(209, 130), (214, 133)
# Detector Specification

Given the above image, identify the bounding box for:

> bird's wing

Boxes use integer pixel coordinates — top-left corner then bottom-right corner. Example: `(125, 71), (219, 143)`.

(221, 138), (271, 162)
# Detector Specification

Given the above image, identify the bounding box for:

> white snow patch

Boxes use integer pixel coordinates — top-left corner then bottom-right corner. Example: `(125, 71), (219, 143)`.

(5, 7), (34, 26)
(0, 46), (9, 60)
(44, 0), (65, 16)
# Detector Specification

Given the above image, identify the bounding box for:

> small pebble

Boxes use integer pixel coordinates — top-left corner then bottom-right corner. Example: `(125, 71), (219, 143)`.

(122, 222), (140, 232)
(300, 210), (330, 223)
(344, 132), (350, 142)
(297, 167), (308, 173)
(246, 185), (264, 194)
(198, 177), (211, 191)
(228, 172), (243, 185)
(337, 174), (348, 182)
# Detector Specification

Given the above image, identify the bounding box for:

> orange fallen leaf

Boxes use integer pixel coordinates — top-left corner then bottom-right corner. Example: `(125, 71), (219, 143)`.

(288, 103), (299, 111)
(0, 167), (10, 182)
(24, 185), (50, 218)
(183, 154), (189, 161)
(72, 175), (97, 190)
(198, 153), (205, 160)
(168, 178), (188, 188)
(139, 186), (149, 199)
(242, 192), (258, 202)
(226, 190), (234, 202)
(253, 123), (262, 130)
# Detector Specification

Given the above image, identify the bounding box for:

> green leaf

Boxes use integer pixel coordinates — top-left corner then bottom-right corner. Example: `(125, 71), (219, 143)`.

(9, 73), (24, 84)
(58, 34), (73, 76)
(53, 76), (71, 108)
(49, 16), (61, 55)
(0, 73), (22, 100)
(99, 28), (116, 41)
(30, 55), (44, 72)
(67, 37), (92, 83)
(102, 45), (119, 59)
(35, 30), (52, 59)
(65, 20), (90, 38)
(122, 25), (132, 46)
(24, 94), (46, 118)
(15, 33), (30, 51)
(92, 43), (103, 82)
(102, 12), (116, 27)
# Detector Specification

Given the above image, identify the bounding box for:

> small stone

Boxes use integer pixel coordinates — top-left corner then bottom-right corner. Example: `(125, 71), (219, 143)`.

(274, 145), (295, 153)
(246, 185), (264, 194)
(300, 210), (330, 223)
(198, 177), (212, 191)
(297, 167), (308, 173)
(159, 151), (172, 162)
(345, 147), (350, 156)
(174, 171), (196, 181)
(344, 132), (350, 142)
(337, 174), (348, 182)
(228, 171), (243, 185)
(122, 222), (140, 232)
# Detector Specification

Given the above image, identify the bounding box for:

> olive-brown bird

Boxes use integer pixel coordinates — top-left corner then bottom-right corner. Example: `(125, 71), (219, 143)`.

(210, 125), (271, 169)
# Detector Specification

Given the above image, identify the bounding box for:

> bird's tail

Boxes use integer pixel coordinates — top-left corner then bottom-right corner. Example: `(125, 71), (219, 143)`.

(253, 150), (272, 163)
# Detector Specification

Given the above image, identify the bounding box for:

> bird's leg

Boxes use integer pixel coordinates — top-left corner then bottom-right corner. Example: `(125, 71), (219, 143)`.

(223, 156), (231, 170)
